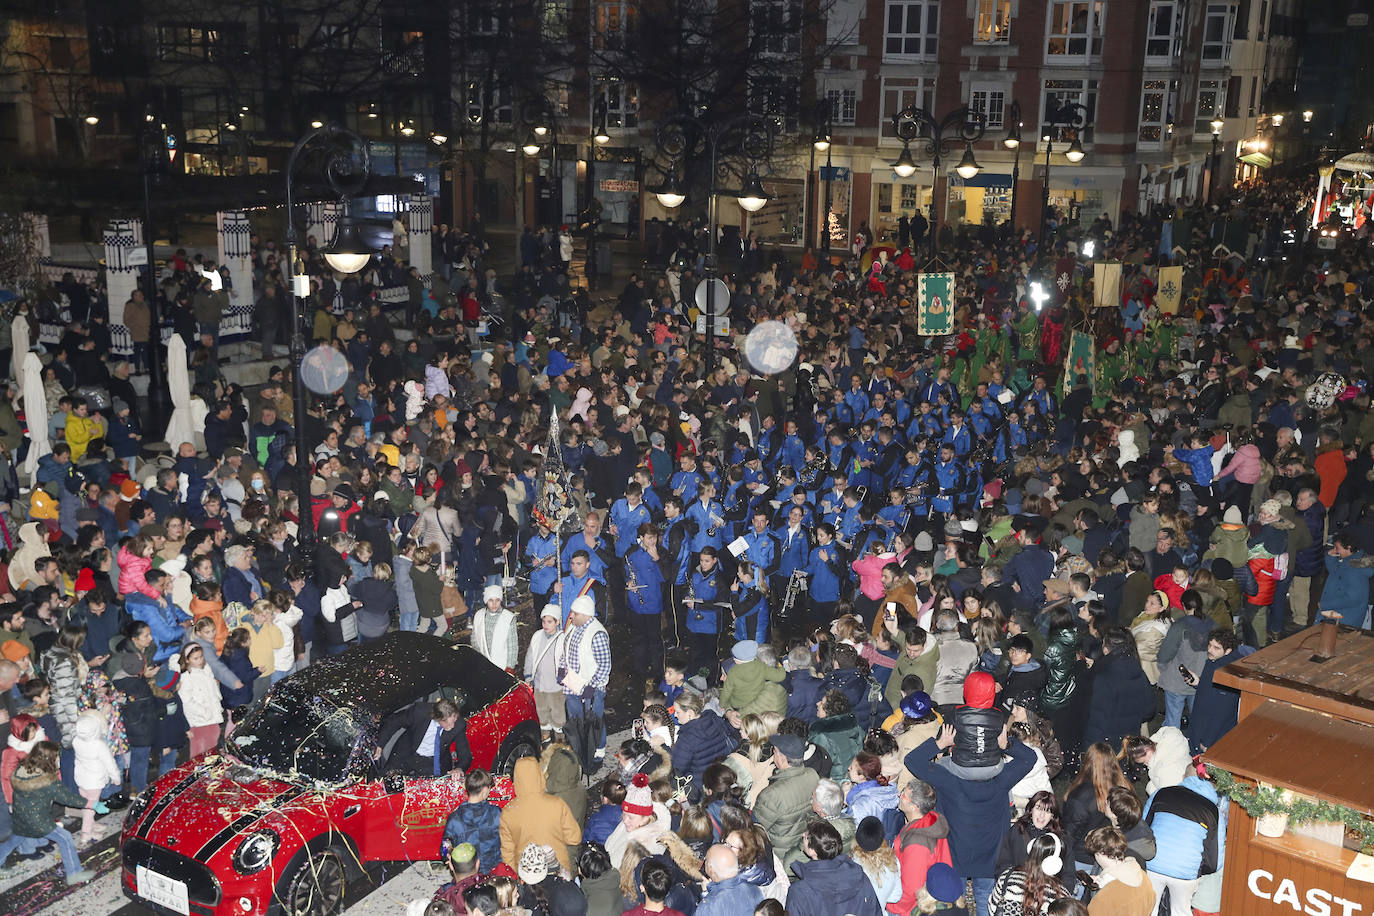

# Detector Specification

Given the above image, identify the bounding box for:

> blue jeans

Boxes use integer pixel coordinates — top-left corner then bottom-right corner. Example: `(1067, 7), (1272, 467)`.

(1268, 576), (1293, 639)
(564, 689), (607, 750)
(964, 875), (996, 916)
(0, 827), (80, 874)
(270, 669), (291, 685)
(129, 746), (180, 791)
(400, 610), (419, 632)
(1163, 691), (1192, 729)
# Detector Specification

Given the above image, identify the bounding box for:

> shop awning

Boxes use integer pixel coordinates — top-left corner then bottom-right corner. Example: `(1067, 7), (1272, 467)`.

(1205, 699), (1374, 815)
(1240, 151), (1273, 169)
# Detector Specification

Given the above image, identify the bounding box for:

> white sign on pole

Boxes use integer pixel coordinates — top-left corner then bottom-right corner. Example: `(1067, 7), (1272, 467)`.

(694, 315), (730, 336)
(126, 247), (149, 267)
(694, 278), (730, 314)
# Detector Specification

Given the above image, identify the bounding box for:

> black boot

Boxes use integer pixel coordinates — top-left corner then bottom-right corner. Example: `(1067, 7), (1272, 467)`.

(103, 792), (131, 812)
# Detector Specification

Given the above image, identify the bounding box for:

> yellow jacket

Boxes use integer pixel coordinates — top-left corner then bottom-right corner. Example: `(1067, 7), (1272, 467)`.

(64, 414), (105, 460)
(246, 620), (284, 676)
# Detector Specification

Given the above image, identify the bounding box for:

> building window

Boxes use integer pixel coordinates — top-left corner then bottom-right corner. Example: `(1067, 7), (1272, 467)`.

(597, 79), (638, 128)
(1145, 1), (1179, 60)
(753, 0), (802, 56)
(881, 78), (935, 140)
(1195, 78), (1225, 134)
(970, 85), (1006, 130)
(1138, 79), (1167, 145)
(749, 74), (799, 132)
(975, 0), (1011, 42)
(542, 0), (569, 37)
(901, 184), (920, 210)
(468, 2), (505, 36)
(594, 0), (637, 49)
(46, 36), (75, 70)
(827, 88), (857, 126)
(1041, 79), (1098, 143)
(884, 1), (938, 59)
(157, 24), (241, 61)
(1203, 3), (1234, 61)
(1045, 1), (1103, 60)
(466, 81), (512, 126)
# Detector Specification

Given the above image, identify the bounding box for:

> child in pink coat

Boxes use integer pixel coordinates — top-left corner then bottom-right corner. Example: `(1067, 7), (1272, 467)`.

(117, 534), (161, 600)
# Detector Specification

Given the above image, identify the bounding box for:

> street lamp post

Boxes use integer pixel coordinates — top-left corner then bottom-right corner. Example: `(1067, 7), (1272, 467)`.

(283, 125), (374, 569)
(807, 99), (833, 251)
(650, 112), (776, 374)
(1209, 118), (1225, 205)
(1004, 100), (1023, 233)
(139, 123), (170, 421)
(1038, 101), (1090, 254)
(890, 106), (986, 260)
(523, 102), (562, 227)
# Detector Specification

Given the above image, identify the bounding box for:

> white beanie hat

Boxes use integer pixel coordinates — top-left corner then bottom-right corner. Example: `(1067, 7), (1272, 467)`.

(571, 595), (596, 618)
(483, 584), (503, 603)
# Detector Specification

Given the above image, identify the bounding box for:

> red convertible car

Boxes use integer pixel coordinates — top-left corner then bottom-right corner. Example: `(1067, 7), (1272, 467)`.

(119, 633), (540, 916)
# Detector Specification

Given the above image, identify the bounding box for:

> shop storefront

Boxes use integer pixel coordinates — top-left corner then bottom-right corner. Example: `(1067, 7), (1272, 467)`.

(1204, 627), (1374, 915)
(870, 177), (931, 245)
(946, 173), (1014, 227)
(749, 177), (805, 246)
(1045, 167), (1123, 228)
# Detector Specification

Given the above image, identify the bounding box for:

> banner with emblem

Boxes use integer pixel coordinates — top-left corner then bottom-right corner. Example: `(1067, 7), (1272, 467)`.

(1156, 265), (1184, 314)
(1093, 261), (1121, 309)
(1063, 330), (1096, 397)
(917, 272), (955, 336)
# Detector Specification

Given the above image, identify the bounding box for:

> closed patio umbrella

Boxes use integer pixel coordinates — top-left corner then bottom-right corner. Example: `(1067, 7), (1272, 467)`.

(11, 314), (29, 384)
(162, 333), (198, 452)
(20, 350), (50, 483)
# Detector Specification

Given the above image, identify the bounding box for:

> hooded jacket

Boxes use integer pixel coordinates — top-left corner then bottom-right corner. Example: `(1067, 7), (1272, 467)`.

(823, 664), (883, 728)
(810, 712), (864, 782)
(785, 854), (884, 916)
(9, 763), (89, 838)
(1156, 614), (1213, 697)
(952, 671), (1006, 768)
(1321, 550), (1374, 625)
(498, 756), (582, 871)
(720, 658), (787, 717)
(1143, 775), (1221, 880)
(126, 591), (192, 663)
(38, 645), (85, 748)
(7, 522), (50, 593)
(72, 709), (121, 792)
(542, 742), (587, 826)
(891, 811), (954, 915)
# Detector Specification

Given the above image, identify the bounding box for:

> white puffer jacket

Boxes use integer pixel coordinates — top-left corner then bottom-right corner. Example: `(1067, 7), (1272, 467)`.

(72, 710), (121, 792)
(178, 665), (225, 728)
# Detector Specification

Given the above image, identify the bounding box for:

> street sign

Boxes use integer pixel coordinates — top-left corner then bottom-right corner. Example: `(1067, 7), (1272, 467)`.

(694, 315), (730, 336)
(694, 278), (730, 314)
(126, 247), (148, 267)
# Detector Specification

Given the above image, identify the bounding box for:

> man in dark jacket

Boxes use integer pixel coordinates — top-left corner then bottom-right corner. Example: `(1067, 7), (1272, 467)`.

(113, 653), (160, 792)
(785, 821), (883, 916)
(379, 698), (472, 777)
(1081, 628), (1158, 749)
(784, 646), (826, 723)
(822, 643), (881, 729)
(1002, 516), (1054, 612)
(906, 721), (1037, 916)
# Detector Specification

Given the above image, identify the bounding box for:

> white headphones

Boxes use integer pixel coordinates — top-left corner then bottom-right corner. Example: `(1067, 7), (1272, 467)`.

(1030, 832), (1064, 877)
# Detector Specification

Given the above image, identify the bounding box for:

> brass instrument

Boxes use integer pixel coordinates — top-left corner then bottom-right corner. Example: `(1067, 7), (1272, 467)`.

(779, 570), (808, 620)
(686, 574), (704, 622)
(706, 504), (725, 537)
(798, 453), (829, 489)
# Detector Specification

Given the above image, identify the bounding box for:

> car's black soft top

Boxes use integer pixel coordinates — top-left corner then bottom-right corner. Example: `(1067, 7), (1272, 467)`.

(274, 632), (516, 716)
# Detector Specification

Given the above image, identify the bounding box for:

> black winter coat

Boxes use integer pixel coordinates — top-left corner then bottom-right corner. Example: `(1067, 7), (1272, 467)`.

(1081, 652), (1157, 750)
(114, 674), (158, 747)
(670, 710), (740, 793)
(822, 666), (881, 729)
(151, 684), (189, 751)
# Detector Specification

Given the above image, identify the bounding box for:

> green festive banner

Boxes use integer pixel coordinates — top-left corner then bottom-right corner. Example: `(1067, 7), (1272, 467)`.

(917, 272), (955, 336)
(1063, 330), (1096, 397)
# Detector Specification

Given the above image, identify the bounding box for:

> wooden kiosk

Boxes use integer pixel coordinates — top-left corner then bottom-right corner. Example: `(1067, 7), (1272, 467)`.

(1205, 625), (1374, 915)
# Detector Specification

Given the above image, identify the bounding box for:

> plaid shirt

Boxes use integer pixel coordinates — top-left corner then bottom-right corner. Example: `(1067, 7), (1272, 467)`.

(562, 620), (612, 693)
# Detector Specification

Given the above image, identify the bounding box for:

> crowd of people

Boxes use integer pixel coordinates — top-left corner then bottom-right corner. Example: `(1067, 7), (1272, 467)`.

(0, 163), (1369, 916)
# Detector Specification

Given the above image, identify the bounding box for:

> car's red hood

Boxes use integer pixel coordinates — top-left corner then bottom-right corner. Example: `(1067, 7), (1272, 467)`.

(127, 762), (313, 861)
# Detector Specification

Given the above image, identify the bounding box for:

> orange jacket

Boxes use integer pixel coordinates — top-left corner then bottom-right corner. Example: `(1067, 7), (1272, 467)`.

(1314, 448), (1347, 508)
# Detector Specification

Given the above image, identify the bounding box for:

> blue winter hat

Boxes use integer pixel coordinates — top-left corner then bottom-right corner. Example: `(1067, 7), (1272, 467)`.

(926, 862), (965, 903)
(899, 691), (933, 720)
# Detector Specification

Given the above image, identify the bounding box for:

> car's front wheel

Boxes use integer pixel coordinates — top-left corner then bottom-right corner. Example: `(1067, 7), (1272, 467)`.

(283, 848), (346, 916)
(494, 724), (542, 776)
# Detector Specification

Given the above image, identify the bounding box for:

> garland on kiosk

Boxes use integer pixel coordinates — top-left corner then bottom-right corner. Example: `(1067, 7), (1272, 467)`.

(1207, 765), (1374, 853)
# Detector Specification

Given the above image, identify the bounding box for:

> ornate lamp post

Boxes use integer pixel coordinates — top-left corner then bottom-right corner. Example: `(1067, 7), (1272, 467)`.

(650, 112), (776, 373)
(1003, 100), (1023, 231)
(283, 125), (374, 568)
(807, 99), (833, 251)
(1038, 101), (1091, 253)
(890, 106), (986, 259)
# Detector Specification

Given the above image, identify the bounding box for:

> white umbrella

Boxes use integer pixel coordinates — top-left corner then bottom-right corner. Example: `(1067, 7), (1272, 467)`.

(163, 334), (197, 452)
(20, 351), (50, 483)
(11, 315), (29, 384)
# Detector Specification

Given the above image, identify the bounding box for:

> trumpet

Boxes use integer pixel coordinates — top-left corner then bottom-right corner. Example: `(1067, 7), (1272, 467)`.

(779, 570), (808, 619)
(685, 576), (703, 622)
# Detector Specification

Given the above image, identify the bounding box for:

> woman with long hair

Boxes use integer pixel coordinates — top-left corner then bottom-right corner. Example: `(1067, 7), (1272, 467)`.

(724, 714), (775, 807)
(844, 751), (898, 825)
(998, 791), (1076, 897)
(988, 832), (1072, 915)
(851, 815), (902, 908)
(1062, 743), (1132, 878)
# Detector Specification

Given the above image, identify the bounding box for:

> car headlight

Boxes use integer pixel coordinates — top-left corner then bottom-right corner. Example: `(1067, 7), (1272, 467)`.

(232, 830), (281, 875)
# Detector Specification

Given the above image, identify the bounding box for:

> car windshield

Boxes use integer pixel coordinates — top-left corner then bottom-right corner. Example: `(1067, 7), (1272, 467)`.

(225, 693), (363, 785)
